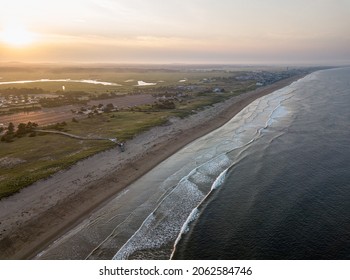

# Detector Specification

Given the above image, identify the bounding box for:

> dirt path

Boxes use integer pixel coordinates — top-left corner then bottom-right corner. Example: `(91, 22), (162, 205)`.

(34, 129), (117, 142)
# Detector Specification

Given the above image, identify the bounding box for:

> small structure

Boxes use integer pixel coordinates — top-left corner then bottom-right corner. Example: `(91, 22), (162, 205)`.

(119, 142), (125, 152)
(213, 87), (225, 93)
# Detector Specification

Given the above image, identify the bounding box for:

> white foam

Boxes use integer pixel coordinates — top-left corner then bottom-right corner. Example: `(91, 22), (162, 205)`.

(112, 152), (234, 260)
(170, 167), (230, 258)
(211, 169), (228, 190)
(188, 171), (212, 186)
(113, 179), (204, 260)
(197, 154), (231, 177)
(171, 207), (200, 256)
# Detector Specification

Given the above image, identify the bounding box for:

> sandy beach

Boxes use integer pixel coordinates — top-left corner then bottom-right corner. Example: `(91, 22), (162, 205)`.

(0, 75), (304, 259)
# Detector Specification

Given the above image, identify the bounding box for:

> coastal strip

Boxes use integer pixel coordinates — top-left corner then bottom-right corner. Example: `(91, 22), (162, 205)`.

(0, 75), (306, 259)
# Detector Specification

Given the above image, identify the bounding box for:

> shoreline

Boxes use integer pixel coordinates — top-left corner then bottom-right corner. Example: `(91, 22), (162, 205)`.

(0, 75), (306, 259)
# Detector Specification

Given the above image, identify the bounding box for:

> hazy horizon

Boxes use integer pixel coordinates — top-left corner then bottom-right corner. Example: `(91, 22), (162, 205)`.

(1, 0), (349, 65)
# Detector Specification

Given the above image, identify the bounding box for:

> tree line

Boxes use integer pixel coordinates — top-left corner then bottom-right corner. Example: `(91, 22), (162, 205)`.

(1, 122), (38, 142)
(0, 87), (46, 96)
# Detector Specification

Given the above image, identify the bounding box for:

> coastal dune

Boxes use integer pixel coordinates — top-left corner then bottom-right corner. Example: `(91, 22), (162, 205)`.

(0, 76), (304, 259)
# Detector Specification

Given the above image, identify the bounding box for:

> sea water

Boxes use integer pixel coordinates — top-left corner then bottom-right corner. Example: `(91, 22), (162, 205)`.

(172, 67), (350, 259)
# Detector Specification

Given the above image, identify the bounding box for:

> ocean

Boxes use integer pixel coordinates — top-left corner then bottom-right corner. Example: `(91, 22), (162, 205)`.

(172, 67), (350, 260)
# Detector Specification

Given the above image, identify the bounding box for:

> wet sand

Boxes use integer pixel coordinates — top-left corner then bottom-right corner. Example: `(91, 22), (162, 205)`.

(0, 76), (304, 259)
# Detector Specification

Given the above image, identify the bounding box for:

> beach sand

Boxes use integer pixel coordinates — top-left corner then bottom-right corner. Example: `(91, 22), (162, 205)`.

(0, 76), (304, 259)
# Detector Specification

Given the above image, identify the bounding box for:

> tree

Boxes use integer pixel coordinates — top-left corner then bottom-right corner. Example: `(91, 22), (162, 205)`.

(16, 123), (27, 137)
(1, 123), (15, 142)
(1, 134), (14, 142)
(26, 122), (38, 132)
(1, 121), (39, 143)
(8, 122), (15, 134)
(104, 103), (114, 113)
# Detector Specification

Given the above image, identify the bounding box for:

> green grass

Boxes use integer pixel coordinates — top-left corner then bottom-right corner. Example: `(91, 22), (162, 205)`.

(170, 92), (234, 118)
(0, 110), (170, 198)
(67, 111), (170, 141)
(0, 134), (114, 198)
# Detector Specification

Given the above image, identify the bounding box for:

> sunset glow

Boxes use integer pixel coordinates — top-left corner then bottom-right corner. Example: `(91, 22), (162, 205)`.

(0, 0), (349, 64)
(0, 24), (36, 47)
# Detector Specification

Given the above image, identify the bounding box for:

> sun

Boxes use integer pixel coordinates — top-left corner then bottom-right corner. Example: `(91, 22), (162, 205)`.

(0, 24), (36, 47)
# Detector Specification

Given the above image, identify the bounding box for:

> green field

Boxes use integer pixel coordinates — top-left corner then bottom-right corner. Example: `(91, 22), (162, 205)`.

(0, 110), (171, 198)
(0, 134), (114, 198)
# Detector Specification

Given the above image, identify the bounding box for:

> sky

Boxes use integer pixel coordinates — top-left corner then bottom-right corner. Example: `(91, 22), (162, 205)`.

(0, 0), (349, 65)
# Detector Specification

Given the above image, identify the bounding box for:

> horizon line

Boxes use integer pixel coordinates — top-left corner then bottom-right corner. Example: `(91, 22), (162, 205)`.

(1, 60), (348, 68)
